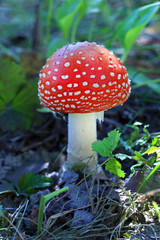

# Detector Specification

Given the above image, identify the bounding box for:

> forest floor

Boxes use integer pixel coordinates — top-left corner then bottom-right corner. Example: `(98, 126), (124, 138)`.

(0, 83), (160, 239)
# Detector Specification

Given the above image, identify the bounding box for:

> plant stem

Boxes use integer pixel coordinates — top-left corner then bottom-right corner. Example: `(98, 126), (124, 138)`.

(46, 0), (53, 47)
(121, 50), (129, 63)
(132, 78), (160, 89)
(71, 15), (81, 42)
(37, 187), (68, 235)
(88, 13), (98, 42)
(125, 0), (131, 15)
(32, 0), (41, 51)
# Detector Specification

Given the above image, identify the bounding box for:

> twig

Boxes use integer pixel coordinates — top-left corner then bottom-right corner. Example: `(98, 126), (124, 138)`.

(136, 188), (160, 202)
(20, 135), (55, 152)
(13, 199), (29, 240)
(4, 215), (25, 240)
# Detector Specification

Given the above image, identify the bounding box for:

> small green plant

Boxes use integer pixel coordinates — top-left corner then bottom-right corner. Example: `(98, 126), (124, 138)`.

(92, 129), (125, 178)
(136, 137), (160, 192)
(115, 122), (158, 175)
(92, 125), (160, 181)
(0, 173), (68, 237)
(0, 172), (51, 198)
(37, 187), (68, 235)
(132, 131), (160, 175)
(17, 172), (51, 197)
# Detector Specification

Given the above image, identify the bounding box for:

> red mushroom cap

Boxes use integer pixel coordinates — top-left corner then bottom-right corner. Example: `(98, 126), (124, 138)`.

(38, 41), (131, 113)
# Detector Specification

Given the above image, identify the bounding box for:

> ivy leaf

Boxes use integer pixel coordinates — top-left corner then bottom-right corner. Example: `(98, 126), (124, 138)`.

(92, 129), (121, 157)
(105, 157), (125, 178)
(17, 173), (51, 197)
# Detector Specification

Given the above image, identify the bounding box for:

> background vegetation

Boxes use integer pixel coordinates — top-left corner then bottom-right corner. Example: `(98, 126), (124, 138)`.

(0, 0), (160, 131)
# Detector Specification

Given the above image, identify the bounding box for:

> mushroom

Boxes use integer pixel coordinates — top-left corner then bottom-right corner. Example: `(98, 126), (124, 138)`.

(38, 41), (131, 172)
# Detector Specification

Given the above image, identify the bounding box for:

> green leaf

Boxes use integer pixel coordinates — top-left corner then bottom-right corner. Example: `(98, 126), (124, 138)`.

(55, 0), (104, 40)
(107, 2), (160, 61)
(0, 58), (25, 103)
(0, 205), (5, 217)
(145, 146), (160, 161)
(133, 151), (153, 167)
(92, 129), (121, 157)
(145, 146), (158, 155)
(137, 162), (160, 193)
(152, 201), (160, 219)
(152, 137), (158, 146)
(127, 122), (141, 145)
(55, 0), (85, 39)
(92, 140), (109, 157)
(37, 107), (52, 113)
(105, 157), (125, 178)
(84, 0), (105, 14)
(133, 151), (145, 161)
(17, 173), (51, 196)
(115, 153), (132, 160)
(128, 69), (160, 95)
(135, 124), (150, 146)
(152, 137), (160, 146)
(0, 58), (41, 131)
(47, 38), (68, 58)
(12, 81), (39, 117)
(120, 2), (160, 61)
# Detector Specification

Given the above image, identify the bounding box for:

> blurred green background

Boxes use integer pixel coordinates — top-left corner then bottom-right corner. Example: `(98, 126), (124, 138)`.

(0, 0), (160, 131)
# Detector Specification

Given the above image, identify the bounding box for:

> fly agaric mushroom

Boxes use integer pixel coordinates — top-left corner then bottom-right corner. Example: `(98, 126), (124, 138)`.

(38, 41), (131, 172)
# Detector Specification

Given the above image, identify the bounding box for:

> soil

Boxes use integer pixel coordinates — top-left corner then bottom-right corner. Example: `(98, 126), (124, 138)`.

(0, 88), (160, 239)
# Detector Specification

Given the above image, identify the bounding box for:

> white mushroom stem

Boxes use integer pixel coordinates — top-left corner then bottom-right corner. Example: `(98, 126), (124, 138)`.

(66, 111), (104, 171)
